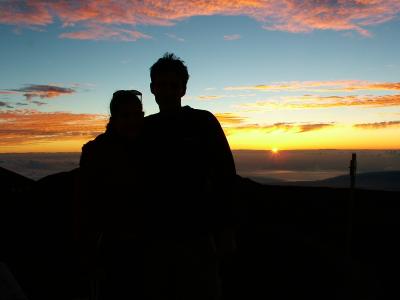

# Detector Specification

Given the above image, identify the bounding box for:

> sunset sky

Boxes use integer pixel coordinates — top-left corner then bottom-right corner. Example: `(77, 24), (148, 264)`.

(1, 0), (400, 153)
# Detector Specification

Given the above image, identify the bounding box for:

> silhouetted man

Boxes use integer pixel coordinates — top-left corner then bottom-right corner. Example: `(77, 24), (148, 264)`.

(143, 53), (237, 300)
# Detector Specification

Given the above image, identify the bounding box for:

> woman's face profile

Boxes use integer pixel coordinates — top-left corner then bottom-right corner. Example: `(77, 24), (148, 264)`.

(113, 101), (144, 139)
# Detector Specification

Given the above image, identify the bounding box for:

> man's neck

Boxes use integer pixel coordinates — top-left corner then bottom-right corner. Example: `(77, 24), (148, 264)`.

(159, 103), (182, 114)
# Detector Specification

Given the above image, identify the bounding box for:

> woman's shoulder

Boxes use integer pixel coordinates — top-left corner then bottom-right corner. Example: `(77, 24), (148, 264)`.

(80, 133), (113, 167)
(82, 133), (110, 151)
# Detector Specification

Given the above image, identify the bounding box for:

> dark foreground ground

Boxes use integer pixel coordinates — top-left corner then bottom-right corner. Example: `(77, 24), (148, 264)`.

(1, 166), (399, 299)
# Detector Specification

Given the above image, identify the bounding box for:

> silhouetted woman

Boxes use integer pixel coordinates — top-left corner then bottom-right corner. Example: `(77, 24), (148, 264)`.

(76, 90), (145, 299)
(80, 89), (144, 168)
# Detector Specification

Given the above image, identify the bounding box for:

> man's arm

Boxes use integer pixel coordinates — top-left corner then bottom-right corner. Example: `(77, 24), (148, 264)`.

(204, 111), (239, 255)
(205, 111), (236, 178)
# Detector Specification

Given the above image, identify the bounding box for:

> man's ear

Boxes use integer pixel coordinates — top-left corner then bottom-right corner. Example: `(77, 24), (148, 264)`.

(150, 82), (154, 95)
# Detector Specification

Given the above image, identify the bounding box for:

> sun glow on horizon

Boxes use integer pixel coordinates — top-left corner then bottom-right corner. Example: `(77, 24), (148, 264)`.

(0, 1), (399, 153)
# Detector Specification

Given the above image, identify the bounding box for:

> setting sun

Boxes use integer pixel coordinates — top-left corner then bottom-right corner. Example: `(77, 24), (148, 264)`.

(1, 1), (400, 153)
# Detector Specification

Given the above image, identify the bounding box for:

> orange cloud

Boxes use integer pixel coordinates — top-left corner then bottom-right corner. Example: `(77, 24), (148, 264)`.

(213, 112), (315, 136)
(347, 82), (400, 91)
(0, 1), (52, 26)
(238, 94), (400, 110)
(1, 1), (399, 40)
(215, 113), (247, 126)
(225, 80), (400, 92)
(198, 93), (257, 100)
(266, 122), (334, 133)
(222, 121), (335, 136)
(354, 121), (400, 129)
(199, 95), (225, 100)
(295, 123), (335, 133)
(0, 109), (107, 147)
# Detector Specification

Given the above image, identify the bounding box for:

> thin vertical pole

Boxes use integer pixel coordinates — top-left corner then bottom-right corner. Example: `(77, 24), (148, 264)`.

(343, 153), (357, 295)
(347, 153), (357, 255)
(350, 153), (357, 190)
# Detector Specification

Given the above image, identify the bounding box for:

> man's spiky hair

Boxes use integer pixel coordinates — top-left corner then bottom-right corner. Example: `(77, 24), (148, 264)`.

(150, 52), (189, 86)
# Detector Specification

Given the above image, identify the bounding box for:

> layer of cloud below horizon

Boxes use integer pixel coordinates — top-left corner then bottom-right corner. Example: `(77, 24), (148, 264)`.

(1, 150), (399, 181)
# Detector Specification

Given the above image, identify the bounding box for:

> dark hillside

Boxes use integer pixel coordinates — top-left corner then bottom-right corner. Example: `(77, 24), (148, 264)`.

(293, 170), (400, 191)
(1, 166), (34, 191)
(232, 178), (400, 299)
(1, 168), (399, 299)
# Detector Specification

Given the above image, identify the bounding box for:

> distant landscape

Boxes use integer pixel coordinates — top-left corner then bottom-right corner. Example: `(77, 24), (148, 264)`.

(233, 149), (400, 191)
(0, 150), (399, 191)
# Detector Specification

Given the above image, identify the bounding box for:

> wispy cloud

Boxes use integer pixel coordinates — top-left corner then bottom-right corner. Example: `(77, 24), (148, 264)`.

(31, 100), (47, 106)
(0, 91), (18, 95)
(214, 112), (333, 135)
(237, 94), (400, 111)
(60, 24), (152, 41)
(224, 34), (241, 41)
(2, 84), (76, 101)
(198, 93), (257, 100)
(1, 1), (399, 40)
(0, 109), (107, 146)
(223, 121), (335, 135)
(295, 123), (335, 133)
(354, 121), (400, 129)
(165, 33), (184, 42)
(212, 111), (335, 135)
(0, 101), (13, 108)
(199, 95), (225, 100)
(225, 80), (400, 92)
(215, 113), (247, 126)
(261, 122), (333, 133)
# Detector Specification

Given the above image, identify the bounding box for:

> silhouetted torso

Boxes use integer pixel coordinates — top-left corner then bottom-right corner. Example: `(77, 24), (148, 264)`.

(143, 105), (236, 239)
(79, 130), (146, 237)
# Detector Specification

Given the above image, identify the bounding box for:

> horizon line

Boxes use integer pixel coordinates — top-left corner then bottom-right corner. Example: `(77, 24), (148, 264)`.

(1, 148), (400, 155)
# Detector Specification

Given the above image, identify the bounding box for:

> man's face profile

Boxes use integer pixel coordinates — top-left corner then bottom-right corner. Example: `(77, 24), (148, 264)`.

(151, 71), (186, 111)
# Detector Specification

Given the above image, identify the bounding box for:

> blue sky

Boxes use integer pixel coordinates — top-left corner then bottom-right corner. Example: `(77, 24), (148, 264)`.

(1, 1), (400, 152)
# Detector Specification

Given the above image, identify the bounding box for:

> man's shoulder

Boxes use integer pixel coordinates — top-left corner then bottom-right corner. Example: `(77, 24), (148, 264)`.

(145, 112), (160, 120)
(182, 106), (216, 121)
(144, 107), (218, 129)
(144, 113), (162, 131)
(144, 112), (163, 123)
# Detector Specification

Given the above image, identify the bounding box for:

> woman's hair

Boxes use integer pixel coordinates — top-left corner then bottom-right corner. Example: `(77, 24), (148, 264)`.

(110, 90), (142, 117)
